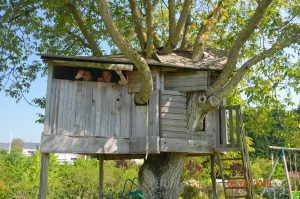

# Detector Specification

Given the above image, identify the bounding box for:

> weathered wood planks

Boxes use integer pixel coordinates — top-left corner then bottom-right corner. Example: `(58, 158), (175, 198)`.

(160, 90), (188, 138)
(164, 71), (208, 92)
(41, 135), (130, 154)
(45, 80), (133, 139)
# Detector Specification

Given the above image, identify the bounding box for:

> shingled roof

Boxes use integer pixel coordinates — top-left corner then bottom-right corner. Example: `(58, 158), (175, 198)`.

(41, 48), (227, 71)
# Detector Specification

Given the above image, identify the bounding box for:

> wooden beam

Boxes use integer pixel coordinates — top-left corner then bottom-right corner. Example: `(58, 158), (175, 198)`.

(49, 60), (133, 71)
(38, 153), (49, 199)
(269, 146), (300, 152)
(210, 155), (218, 199)
(41, 135), (130, 154)
(282, 152), (293, 199)
(99, 155), (104, 199)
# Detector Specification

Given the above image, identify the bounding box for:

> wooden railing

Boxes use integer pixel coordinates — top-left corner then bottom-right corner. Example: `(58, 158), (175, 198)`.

(217, 105), (242, 150)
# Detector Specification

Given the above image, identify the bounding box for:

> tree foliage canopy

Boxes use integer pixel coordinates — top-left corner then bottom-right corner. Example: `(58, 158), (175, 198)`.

(0, 0), (298, 106)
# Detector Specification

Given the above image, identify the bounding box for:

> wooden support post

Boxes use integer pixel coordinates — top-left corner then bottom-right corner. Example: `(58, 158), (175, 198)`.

(210, 155), (218, 199)
(39, 153), (49, 199)
(99, 155), (104, 199)
(282, 152), (293, 199)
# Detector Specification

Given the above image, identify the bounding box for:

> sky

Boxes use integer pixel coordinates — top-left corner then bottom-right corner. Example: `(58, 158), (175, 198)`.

(0, 73), (46, 143)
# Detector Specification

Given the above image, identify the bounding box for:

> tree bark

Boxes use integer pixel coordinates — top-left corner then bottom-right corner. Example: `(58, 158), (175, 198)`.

(207, 0), (273, 96)
(144, 0), (155, 58)
(161, 0), (194, 54)
(96, 0), (153, 105)
(64, 0), (103, 56)
(129, 0), (146, 49)
(138, 153), (186, 199)
(192, 0), (227, 60)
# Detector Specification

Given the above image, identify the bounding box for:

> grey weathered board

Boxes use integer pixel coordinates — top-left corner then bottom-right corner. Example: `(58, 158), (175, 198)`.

(127, 70), (159, 93)
(164, 71), (208, 92)
(160, 90), (188, 138)
(44, 80), (133, 138)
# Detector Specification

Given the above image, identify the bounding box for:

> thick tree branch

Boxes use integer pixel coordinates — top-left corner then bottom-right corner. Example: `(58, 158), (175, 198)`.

(168, 0), (176, 44)
(129, 0), (146, 49)
(64, 0), (102, 56)
(180, 14), (191, 49)
(96, 0), (153, 104)
(161, 0), (194, 54)
(192, 0), (227, 60)
(144, 0), (155, 58)
(215, 33), (300, 100)
(207, 0), (273, 95)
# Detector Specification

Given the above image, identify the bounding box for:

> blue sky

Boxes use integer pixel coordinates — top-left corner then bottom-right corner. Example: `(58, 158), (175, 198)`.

(0, 74), (46, 143)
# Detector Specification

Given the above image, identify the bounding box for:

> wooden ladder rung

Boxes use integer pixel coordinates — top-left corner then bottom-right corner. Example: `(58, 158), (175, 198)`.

(220, 157), (243, 161)
(227, 195), (248, 198)
(225, 187), (248, 190)
(225, 177), (246, 180)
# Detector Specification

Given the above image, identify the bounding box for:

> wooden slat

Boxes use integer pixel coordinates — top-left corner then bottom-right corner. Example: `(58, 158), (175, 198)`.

(49, 80), (56, 135)
(161, 119), (187, 126)
(129, 136), (160, 154)
(84, 82), (93, 136)
(161, 125), (187, 132)
(51, 60), (133, 71)
(57, 80), (66, 135)
(164, 85), (207, 91)
(220, 107), (227, 147)
(43, 65), (53, 135)
(162, 131), (187, 138)
(161, 107), (186, 114)
(74, 82), (83, 136)
(161, 112), (186, 120)
(131, 101), (148, 137)
(164, 71), (208, 92)
(70, 82), (77, 136)
(100, 83), (108, 137)
(64, 81), (73, 135)
(161, 101), (186, 108)
(160, 138), (214, 153)
(161, 95), (186, 103)
(53, 80), (61, 135)
(148, 91), (159, 137)
(160, 90), (186, 96)
(120, 85), (131, 138)
(41, 135), (130, 154)
(112, 84), (122, 137)
(229, 109), (234, 147)
(94, 82), (102, 137)
(164, 71), (208, 78)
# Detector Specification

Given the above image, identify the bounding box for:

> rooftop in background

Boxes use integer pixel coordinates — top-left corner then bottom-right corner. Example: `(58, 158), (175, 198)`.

(41, 48), (227, 71)
(0, 142), (40, 151)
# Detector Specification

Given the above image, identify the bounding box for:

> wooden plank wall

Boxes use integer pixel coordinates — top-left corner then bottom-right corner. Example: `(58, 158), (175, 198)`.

(44, 80), (132, 138)
(159, 89), (216, 153)
(160, 90), (188, 138)
(164, 71), (208, 92)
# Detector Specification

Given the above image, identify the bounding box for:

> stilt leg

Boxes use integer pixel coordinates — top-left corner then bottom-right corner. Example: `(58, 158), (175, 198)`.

(99, 155), (104, 199)
(211, 155), (218, 199)
(39, 153), (49, 199)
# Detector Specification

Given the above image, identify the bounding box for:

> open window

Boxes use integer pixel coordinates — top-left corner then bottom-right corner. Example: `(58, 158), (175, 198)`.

(53, 65), (127, 84)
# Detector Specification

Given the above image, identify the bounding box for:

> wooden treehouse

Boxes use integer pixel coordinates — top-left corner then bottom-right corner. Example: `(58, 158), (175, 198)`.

(39, 50), (254, 199)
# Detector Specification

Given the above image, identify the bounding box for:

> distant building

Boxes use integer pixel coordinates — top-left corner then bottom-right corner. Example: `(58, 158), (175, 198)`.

(55, 153), (77, 164)
(22, 142), (40, 156)
(0, 142), (78, 164)
(0, 142), (40, 156)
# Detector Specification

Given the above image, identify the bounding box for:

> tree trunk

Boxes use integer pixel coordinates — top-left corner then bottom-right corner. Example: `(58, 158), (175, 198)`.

(138, 153), (186, 199)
